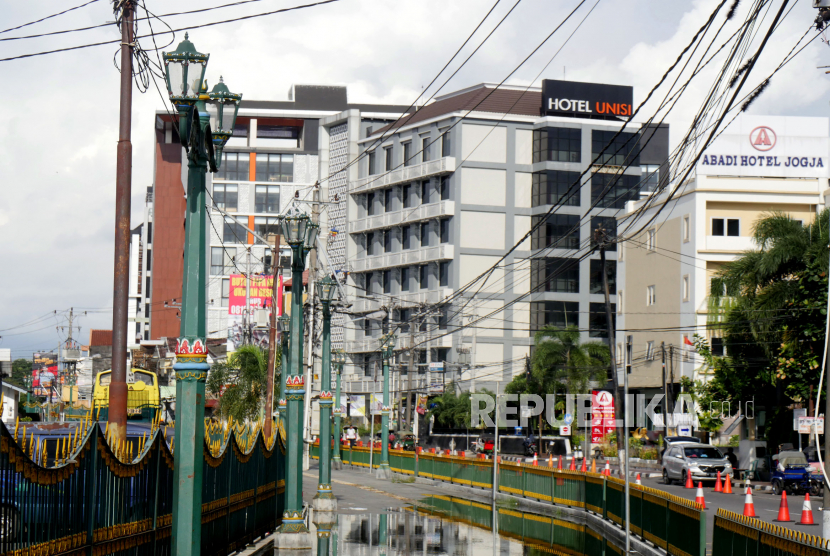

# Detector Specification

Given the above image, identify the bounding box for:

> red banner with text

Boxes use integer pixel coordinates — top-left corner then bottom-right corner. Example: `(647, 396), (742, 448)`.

(591, 390), (616, 443)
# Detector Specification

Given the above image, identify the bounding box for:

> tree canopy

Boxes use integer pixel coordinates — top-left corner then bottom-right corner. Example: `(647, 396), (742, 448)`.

(206, 345), (279, 423)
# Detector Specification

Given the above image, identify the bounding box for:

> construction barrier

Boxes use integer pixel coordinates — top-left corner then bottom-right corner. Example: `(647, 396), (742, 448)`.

(713, 508), (830, 556)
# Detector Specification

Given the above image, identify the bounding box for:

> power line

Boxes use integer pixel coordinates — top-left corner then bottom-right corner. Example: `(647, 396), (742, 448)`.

(0, 0), (100, 35)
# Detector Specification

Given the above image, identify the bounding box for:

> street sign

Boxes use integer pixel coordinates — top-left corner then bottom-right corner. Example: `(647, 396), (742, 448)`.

(564, 413), (573, 425)
(560, 425), (571, 436)
(798, 416), (824, 435)
(793, 408), (807, 431)
(429, 362), (444, 372)
(591, 390), (615, 443)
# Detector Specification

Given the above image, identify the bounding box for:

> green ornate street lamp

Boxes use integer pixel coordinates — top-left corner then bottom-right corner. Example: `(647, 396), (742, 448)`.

(276, 313), (291, 423)
(377, 332), (396, 479)
(331, 349), (346, 470)
(163, 34), (240, 556)
(277, 207), (318, 549)
(313, 276), (338, 510)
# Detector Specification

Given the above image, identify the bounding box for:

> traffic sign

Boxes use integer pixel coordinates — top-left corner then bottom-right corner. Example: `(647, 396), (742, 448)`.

(564, 413), (573, 425)
(560, 425), (571, 436)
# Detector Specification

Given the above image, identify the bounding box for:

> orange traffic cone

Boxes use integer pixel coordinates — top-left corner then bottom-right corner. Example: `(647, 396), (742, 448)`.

(603, 461), (610, 476)
(685, 471), (694, 489)
(714, 471), (723, 493)
(743, 487), (756, 517)
(745, 478), (751, 495)
(635, 473), (641, 485)
(723, 475), (733, 494)
(532, 454), (538, 466)
(590, 459), (597, 473)
(548, 454), (553, 467)
(580, 457), (587, 473)
(800, 493), (816, 525)
(695, 482), (707, 509)
(557, 456), (563, 470)
(774, 490), (792, 522)
(569, 456), (576, 471)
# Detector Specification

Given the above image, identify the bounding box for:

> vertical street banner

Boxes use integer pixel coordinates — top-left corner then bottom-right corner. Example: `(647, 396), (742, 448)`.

(337, 395), (348, 417)
(370, 393), (383, 415)
(32, 352), (58, 399)
(227, 274), (282, 349)
(591, 390), (616, 443)
(349, 395), (366, 417)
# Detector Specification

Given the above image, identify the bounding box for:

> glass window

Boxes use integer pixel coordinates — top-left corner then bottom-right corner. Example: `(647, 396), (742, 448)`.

(402, 226), (411, 250)
(385, 147), (393, 171)
(401, 267), (410, 292)
(420, 222), (429, 247)
(254, 217), (280, 245)
(421, 181), (430, 204)
(257, 124), (300, 148)
(533, 127), (581, 163)
(647, 285), (656, 306)
(532, 258), (579, 293)
(221, 278), (230, 307)
(403, 142), (412, 167)
(530, 301), (579, 332)
(255, 185), (280, 213)
(711, 337), (724, 356)
(532, 214), (580, 250)
(364, 272), (374, 294)
(367, 192), (376, 216)
(368, 150), (377, 175)
(440, 130), (451, 157)
(255, 153), (293, 182)
(383, 270), (391, 294)
(384, 189), (393, 212)
(712, 218), (724, 236)
(590, 216), (617, 251)
(422, 136), (430, 163)
(211, 247), (233, 276)
(419, 265), (429, 289)
(403, 184), (411, 208)
(213, 183), (238, 210)
(591, 130), (640, 167)
(532, 171), (580, 207)
(223, 216), (246, 244)
(439, 261), (449, 287)
(216, 152), (250, 181)
(641, 164), (660, 193)
(683, 215), (691, 242)
(591, 172), (640, 208)
(440, 176), (450, 200)
(440, 219), (449, 244)
(383, 230), (392, 253)
(727, 219), (740, 236)
(589, 302), (615, 338)
(589, 259), (615, 294)
(366, 232), (375, 256)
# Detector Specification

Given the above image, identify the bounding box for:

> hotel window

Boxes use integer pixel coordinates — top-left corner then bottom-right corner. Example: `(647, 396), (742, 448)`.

(383, 270), (391, 294)
(641, 164), (660, 193)
(384, 188), (393, 212)
(533, 127), (581, 163)
(211, 247), (233, 275)
(589, 259), (615, 294)
(532, 214), (580, 250)
(419, 265), (429, 289)
(591, 172), (640, 209)
(712, 218), (739, 236)
(532, 258), (579, 293)
(530, 301), (580, 332)
(385, 147), (393, 171)
(401, 267), (410, 291)
(440, 176), (450, 200)
(255, 153), (293, 182)
(383, 230), (392, 253)
(366, 232), (375, 256)
(440, 219), (450, 244)
(683, 215), (691, 242)
(420, 222), (430, 247)
(221, 278), (230, 307)
(532, 170), (580, 207)
(440, 130), (451, 157)
(368, 150), (377, 176)
(591, 129), (640, 166)
(255, 185), (280, 213)
(439, 261), (450, 287)
(216, 152), (249, 181)
(421, 180), (431, 204)
(223, 217), (246, 244)
(590, 216), (616, 251)
(257, 124), (300, 148)
(647, 285), (656, 306)
(367, 192), (376, 216)
(403, 184), (411, 208)
(588, 302), (615, 338)
(403, 142), (412, 166)
(711, 337), (725, 356)
(422, 136), (430, 163)
(646, 228), (656, 251)
(683, 275), (690, 301)
(402, 226), (411, 250)
(213, 183), (238, 210)
(646, 341), (655, 361)
(364, 272), (374, 294)
(254, 217), (280, 245)
(226, 122), (248, 147)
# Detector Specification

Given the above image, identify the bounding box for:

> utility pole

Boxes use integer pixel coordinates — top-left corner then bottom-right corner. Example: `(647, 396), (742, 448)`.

(303, 187), (321, 472)
(596, 227), (624, 452)
(108, 0), (134, 445)
(470, 310), (478, 393)
(244, 248), (252, 345)
(661, 342), (668, 446)
(405, 318), (416, 433)
(264, 235), (281, 439)
(668, 345), (675, 431)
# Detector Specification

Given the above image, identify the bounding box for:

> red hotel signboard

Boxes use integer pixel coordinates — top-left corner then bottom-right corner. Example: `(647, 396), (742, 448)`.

(591, 390), (615, 443)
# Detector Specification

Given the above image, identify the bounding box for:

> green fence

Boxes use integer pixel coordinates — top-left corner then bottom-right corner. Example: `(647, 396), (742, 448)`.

(713, 508), (830, 556)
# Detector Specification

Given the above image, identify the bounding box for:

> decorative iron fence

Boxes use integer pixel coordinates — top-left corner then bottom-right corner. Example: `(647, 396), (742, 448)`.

(5, 416), (285, 556)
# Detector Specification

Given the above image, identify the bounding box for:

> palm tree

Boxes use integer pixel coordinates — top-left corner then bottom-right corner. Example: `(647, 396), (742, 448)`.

(530, 324), (610, 395)
(206, 344), (279, 423)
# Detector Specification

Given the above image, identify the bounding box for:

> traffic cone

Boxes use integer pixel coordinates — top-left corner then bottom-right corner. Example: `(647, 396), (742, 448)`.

(580, 457), (587, 473)
(685, 472), (694, 489)
(569, 456), (576, 471)
(800, 493), (816, 525)
(714, 471), (723, 493)
(743, 487), (756, 517)
(695, 482), (706, 509)
(548, 454), (553, 467)
(603, 461), (610, 476)
(723, 475), (733, 494)
(635, 473), (641, 486)
(557, 456), (563, 470)
(532, 454), (538, 466)
(774, 490), (792, 522)
(745, 478), (751, 495)
(590, 459), (597, 473)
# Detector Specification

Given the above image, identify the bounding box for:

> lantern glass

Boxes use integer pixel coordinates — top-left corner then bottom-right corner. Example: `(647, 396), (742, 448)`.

(283, 214), (308, 245)
(208, 77), (242, 142)
(162, 34), (209, 102)
(304, 222), (320, 250)
(316, 276), (337, 303)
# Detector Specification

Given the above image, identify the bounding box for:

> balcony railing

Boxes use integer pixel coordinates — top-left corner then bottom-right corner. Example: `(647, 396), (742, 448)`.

(345, 331), (452, 354)
(350, 288), (453, 314)
(350, 244), (454, 273)
(351, 157), (456, 195)
(349, 200), (455, 234)
(342, 374), (430, 393)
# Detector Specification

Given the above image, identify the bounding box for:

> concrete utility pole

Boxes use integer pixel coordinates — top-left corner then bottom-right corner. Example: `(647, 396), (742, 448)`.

(264, 235), (281, 439)
(405, 320), (416, 432)
(661, 342), (668, 444)
(108, 0), (135, 445)
(244, 248), (251, 345)
(303, 187), (320, 472)
(596, 227), (624, 451)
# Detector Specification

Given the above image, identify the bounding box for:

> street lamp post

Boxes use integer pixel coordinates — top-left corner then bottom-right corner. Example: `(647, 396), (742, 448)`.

(163, 33), (241, 556)
(276, 313), (290, 424)
(277, 207), (319, 549)
(314, 276), (338, 510)
(331, 349), (346, 470)
(377, 333), (396, 479)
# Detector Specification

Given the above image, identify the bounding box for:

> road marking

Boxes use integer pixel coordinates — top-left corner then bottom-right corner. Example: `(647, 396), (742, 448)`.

(303, 472), (418, 504)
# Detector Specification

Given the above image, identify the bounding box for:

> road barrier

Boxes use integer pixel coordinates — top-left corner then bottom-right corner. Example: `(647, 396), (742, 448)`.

(713, 508), (830, 556)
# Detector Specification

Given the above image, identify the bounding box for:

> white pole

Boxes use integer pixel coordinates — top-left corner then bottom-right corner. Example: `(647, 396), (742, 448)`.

(625, 335), (632, 555)
(493, 394), (499, 502)
(369, 399), (375, 472)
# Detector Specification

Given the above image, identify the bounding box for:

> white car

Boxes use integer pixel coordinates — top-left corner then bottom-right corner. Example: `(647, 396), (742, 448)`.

(662, 443), (733, 484)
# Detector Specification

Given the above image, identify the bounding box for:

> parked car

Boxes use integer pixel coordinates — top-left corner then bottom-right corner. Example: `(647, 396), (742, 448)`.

(770, 451), (823, 496)
(662, 443), (733, 485)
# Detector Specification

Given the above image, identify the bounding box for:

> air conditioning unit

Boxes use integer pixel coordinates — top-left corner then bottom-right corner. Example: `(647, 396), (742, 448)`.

(254, 309), (270, 328)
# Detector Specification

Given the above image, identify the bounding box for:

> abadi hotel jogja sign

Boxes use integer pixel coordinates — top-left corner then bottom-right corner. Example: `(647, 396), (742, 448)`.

(697, 115), (829, 178)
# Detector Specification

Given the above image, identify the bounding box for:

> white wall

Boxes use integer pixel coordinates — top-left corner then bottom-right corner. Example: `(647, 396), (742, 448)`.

(460, 168), (506, 206)
(460, 211), (505, 249)
(461, 124), (507, 163)
(459, 254), (505, 293)
(515, 129), (533, 165)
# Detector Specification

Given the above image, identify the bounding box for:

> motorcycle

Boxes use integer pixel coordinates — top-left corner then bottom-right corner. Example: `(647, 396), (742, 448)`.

(524, 440), (538, 457)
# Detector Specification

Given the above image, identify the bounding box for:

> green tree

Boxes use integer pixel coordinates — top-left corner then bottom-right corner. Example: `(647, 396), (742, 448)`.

(428, 383), (495, 429)
(206, 345), (280, 423)
(11, 358), (31, 387)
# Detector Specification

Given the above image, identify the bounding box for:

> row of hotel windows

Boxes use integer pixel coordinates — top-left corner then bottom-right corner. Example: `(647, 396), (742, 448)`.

(531, 215), (616, 251)
(530, 301), (614, 337)
(355, 348), (451, 376)
(530, 258), (615, 294)
(214, 184), (280, 213)
(532, 171), (641, 209)
(367, 134), (451, 175)
(361, 262), (451, 294)
(363, 308), (451, 340)
(362, 219), (450, 256)
(361, 178), (451, 217)
(532, 127), (641, 167)
(214, 153), (295, 182)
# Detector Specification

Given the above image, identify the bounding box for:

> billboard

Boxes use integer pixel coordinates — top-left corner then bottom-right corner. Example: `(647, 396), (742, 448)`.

(542, 79), (633, 120)
(591, 390), (616, 443)
(697, 115), (829, 178)
(227, 274), (282, 350)
(32, 352), (58, 398)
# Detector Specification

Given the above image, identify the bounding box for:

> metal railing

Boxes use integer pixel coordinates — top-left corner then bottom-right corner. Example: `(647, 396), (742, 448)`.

(350, 244), (455, 273)
(713, 508), (830, 556)
(351, 157), (456, 195)
(348, 201), (455, 234)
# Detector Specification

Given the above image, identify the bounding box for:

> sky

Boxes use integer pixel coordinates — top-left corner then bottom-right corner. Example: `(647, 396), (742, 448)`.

(0, 0), (827, 360)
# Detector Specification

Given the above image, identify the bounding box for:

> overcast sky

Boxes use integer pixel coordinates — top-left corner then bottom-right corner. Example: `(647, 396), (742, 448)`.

(0, 0), (826, 359)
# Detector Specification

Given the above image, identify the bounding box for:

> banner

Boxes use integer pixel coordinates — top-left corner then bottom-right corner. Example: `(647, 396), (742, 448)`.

(349, 395), (365, 417)
(416, 395), (428, 415)
(32, 352), (58, 398)
(370, 393), (383, 415)
(337, 395), (348, 416)
(227, 274), (282, 350)
(591, 390), (615, 443)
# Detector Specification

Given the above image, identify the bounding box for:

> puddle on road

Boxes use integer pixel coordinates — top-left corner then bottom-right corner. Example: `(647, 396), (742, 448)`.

(292, 496), (625, 556)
